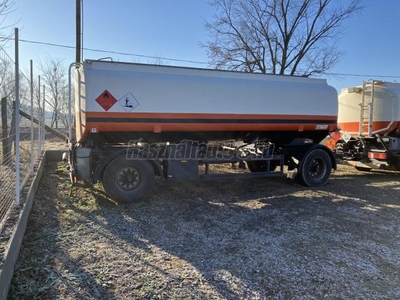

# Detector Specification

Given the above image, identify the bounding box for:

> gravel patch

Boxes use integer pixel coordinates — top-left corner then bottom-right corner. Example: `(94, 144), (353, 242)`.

(6, 162), (400, 299)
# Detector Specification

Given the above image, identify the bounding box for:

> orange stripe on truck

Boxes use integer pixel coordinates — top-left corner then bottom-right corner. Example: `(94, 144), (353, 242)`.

(86, 122), (337, 132)
(338, 121), (400, 135)
(76, 112), (337, 135)
(83, 111), (336, 121)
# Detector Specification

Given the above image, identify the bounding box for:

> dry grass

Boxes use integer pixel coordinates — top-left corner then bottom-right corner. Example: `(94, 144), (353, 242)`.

(6, 161), (400, 299)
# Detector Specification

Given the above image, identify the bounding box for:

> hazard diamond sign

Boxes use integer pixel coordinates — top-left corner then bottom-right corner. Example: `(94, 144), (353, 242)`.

(96, 90), (117, 111)
(118, 92), (139, 112)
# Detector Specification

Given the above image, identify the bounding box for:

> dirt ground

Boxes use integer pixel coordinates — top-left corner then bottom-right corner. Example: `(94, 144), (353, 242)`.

(6, 160), (400, 300)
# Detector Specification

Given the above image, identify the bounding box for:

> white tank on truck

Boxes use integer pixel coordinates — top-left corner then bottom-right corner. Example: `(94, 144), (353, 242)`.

(338, 81), (400, 136)
(336, 81), (400, 171)
(69, 59), (338, 203)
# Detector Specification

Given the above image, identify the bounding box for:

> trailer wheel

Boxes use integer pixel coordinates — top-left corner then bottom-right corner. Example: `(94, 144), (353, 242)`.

(247, 160), (278, 172)
(102, 156), (155, 203)
(300, 149), (332, 187)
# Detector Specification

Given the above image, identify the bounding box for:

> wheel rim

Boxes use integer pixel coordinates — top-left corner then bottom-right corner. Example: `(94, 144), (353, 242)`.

(116, 166), (141, 191)
(308, 158), (327, 180)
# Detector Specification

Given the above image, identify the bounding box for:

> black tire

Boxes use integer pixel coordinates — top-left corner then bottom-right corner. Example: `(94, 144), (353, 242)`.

(102, 156), (155, 203)
(300, 149), (332, 187)
(246, 160), (278, 172)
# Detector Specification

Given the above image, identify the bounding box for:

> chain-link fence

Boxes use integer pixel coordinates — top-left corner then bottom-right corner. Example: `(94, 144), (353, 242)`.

(0, 43), (47, 232)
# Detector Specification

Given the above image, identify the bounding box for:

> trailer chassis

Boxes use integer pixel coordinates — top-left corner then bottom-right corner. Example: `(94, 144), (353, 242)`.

(68, 136), (336, 203)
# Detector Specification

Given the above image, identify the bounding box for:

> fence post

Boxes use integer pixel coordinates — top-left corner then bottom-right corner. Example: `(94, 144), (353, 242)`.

(15, 27), (20, 206)
(1, 97), (8, 165)
(41, 84), (45, 152)
(30, 59), (34, 173)
(37, 75), (41, 159)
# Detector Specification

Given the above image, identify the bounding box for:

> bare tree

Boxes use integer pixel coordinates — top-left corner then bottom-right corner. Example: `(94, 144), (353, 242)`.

(40, 57), (68, 128)
(0, 0), (16, 44)
(0, 53), (13, 98)
(58, 93), (70, 128)
(204, 0), (363, 76)
(0, 0), (20, 102)
(0, 52), (30, 154)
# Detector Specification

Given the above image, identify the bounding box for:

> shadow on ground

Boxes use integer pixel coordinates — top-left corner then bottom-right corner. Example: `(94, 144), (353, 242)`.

(8, 163), (400, 299)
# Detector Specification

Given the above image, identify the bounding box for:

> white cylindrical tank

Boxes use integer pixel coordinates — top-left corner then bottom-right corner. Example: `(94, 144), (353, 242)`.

(338, 81), (400, 136)
(75, 60), (338, 143)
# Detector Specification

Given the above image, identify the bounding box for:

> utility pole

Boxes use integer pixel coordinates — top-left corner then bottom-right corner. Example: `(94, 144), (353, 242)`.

(76, 0), (81, 63)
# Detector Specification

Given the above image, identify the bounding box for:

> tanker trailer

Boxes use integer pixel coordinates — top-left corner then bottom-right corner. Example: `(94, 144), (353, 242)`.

(69, 59), (338, 203)
(336, 80), (400, 170)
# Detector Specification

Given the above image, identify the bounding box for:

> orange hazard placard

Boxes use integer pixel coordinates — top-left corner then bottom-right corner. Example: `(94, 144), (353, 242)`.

(95, 90), (117, 111)
(330, 132), (341, 142)
(325, 139), (336, 149)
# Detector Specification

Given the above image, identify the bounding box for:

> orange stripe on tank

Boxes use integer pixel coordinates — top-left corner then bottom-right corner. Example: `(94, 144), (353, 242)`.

(339, 121), (400, 135)
(83, 111), (337, 121)
(86, 122), (336, 133)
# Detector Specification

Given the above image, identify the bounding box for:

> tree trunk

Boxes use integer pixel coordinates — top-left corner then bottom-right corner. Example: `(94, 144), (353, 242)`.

(8, 100), (16, 155)
(1, 97), (8, 164)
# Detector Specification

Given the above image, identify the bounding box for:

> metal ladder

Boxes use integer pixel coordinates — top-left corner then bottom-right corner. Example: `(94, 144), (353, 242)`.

(359, 81), (375, 136)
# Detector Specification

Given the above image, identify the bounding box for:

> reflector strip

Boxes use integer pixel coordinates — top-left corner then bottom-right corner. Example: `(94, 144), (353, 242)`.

(368, 152), (387, 160)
